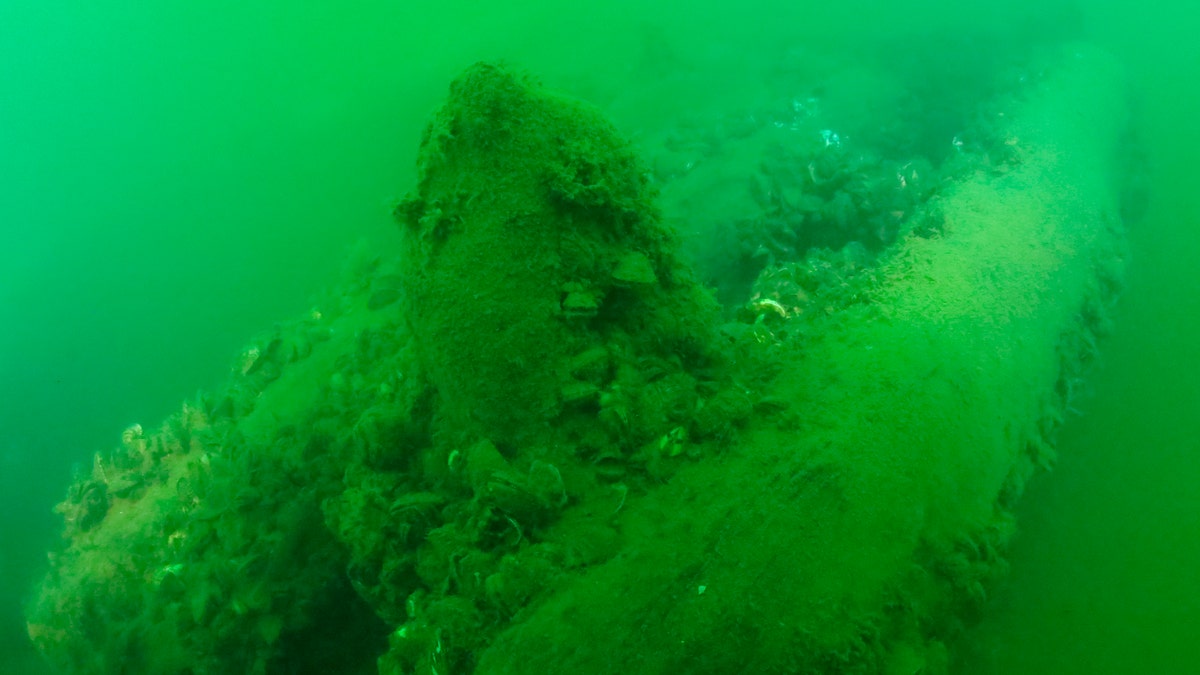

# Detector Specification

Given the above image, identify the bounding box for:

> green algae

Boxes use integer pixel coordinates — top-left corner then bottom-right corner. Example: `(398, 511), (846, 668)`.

(397, 62), (722, 452)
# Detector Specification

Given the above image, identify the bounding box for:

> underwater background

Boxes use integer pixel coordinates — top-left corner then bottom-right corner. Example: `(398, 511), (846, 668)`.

(1, 1), (1196, 672)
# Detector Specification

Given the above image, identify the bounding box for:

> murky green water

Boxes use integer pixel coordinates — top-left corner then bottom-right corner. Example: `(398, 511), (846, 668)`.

(2, 2), (1196, 672)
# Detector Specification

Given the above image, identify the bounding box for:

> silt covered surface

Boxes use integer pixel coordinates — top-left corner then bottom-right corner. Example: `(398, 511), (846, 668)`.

(26, 45), (1132, 675)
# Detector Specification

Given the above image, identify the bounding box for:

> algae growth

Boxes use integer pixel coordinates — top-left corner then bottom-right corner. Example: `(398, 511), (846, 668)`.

(27, 44), (1135, 675)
